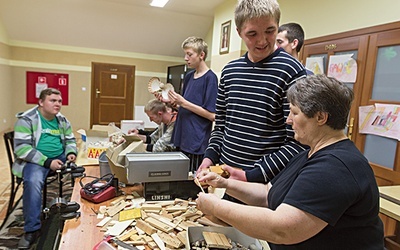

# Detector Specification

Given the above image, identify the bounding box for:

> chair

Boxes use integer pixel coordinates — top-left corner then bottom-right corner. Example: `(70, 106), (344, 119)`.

(2, 131), (20, 228)
(1, 131), (59, 229)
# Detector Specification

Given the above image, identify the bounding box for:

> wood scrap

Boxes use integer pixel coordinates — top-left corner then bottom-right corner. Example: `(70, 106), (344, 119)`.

(106, 200), (127, 217)
(145, 217), (174, 233)
(107, 219), (134, 236)
(157, 231), (183, 249)
(96, 216), (112, 227)
(203, 231), (232, 249)
(141, 203), (162, 211)
(118, 228), (138, 241)
(136, 219), (157, 235)
(110, 195), (126, 205)
(176, 231), (187, 245)
(151, 233), (166, 250)
(148, 213), (176, 228)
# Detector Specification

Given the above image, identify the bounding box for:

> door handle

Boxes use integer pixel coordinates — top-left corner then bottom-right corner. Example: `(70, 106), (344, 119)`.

(96, 88), (101, 98)
(347, 117), (354, 140)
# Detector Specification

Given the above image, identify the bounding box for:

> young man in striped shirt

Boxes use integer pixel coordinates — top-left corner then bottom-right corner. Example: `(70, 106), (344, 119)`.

(198, 0), (307, 184)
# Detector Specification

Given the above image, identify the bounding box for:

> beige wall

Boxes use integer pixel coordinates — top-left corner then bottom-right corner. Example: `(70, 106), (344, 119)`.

(279, 0), (400, 40)
(210, 0), (400, 75)
(0, 39), (183, 132)
(1, 0), (400, 133)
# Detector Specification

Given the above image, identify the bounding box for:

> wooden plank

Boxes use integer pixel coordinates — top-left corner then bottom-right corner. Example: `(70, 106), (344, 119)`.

(145, 217), (174, 233)
(107, 219), (134, 236)
(141, 203), (162, 211)
(136, 219), (157, 235)
(157, 231), (183, 249)
(118, 228), (137, 241)
(151, 233), (166, 250)
(106, 200), (126, 217)
(203, 232), (231, 249)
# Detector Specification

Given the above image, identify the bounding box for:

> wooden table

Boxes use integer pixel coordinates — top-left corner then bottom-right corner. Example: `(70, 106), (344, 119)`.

(58, 165), (142, 250)
(379, 185), (400, 249)
(379, 185), (400, 221)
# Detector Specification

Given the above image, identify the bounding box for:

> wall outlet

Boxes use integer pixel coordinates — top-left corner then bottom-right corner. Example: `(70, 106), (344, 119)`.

(3, 119), (6, 123)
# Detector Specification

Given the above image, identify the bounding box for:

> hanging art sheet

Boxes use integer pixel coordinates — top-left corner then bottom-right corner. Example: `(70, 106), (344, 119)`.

(359, 103), (400, 140)
(327, 54), (357, 83)
(305, 56), (324, 75)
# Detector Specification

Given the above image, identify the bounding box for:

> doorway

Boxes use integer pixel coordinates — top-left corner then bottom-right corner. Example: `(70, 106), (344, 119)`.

(90, 62), (135, 128)
(167, 64), (194, 94)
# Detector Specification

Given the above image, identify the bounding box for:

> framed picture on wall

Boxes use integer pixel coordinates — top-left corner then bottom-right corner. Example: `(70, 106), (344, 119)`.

(220, 20), (231, 54)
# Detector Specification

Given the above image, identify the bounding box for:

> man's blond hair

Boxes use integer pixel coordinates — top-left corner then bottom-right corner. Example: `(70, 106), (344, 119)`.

(234, 0), (281, 31)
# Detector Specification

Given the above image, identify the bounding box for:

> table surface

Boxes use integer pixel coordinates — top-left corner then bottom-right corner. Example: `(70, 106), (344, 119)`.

(379, 186), (400, 222)
(58, 165), (143, 250)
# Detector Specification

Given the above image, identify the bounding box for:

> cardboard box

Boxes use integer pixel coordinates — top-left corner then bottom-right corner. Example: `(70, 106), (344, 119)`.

(125, 152), (189, 183)
(77, 125), (122, 159)
(106, 138), (146, 184)
(85, 130), (111, 159)
(186, 227), (266, 250)
(120, 120), (145, 134)
(92, 124), (121, 137)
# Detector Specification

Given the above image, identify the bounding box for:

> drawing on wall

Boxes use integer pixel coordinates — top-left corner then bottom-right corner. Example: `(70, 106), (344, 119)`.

(305, 56), (324, 75)
(359, 103), (400, 140)
(327, 54), (357, 83)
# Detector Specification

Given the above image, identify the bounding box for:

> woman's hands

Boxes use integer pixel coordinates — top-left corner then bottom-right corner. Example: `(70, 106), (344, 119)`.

(197, 170), (228, 189)
(196, 192), (220, 215)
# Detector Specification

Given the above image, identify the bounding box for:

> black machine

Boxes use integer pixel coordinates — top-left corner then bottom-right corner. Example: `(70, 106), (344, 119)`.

(43, 162), (84, 221)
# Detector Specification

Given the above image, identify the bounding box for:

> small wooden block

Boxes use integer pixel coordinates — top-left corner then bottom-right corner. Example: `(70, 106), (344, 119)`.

(136, 219), (157, 235)
(176, 231), (187, 245)
(151, 233), (166, 250)
(165, 205), (187, 212)
(118, 228), (137, 241)
(141, 203), (162, 211)
(157, 231), (183, 249)
(96, 216), (112, 227)
(147, 241), (158, 249)
(107, 200), (126, 217)
(203, 232), (231, 249)
(210, 164), (230, 178)
(145, 217), (174, 233)
(110, 196), (125, 205)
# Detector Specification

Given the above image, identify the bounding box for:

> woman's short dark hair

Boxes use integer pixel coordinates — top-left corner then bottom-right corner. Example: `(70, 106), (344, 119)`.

(287, 74), (354, 130)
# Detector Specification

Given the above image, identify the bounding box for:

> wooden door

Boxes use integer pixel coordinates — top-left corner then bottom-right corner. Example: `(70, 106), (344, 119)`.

(90, 62), (135, 127)
(301, 35), (369, 144)
(359, 29), (400, 183)
(301, 23), (400, 240)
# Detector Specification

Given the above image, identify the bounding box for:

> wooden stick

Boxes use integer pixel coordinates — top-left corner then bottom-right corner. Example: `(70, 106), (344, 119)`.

(194, 177), (205, 193)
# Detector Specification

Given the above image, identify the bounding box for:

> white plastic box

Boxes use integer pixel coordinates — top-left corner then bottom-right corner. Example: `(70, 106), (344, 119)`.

(120, 120), (145, 134)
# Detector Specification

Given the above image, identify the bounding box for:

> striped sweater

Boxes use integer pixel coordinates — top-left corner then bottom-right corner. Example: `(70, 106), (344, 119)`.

(204, 48), (307, 183)
(12, 106), (77, 178)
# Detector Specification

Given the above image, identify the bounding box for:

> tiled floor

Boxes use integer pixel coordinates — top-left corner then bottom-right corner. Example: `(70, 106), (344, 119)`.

(0, 132), (17, 227)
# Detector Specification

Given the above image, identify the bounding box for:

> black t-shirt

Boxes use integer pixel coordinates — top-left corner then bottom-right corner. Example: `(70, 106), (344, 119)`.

(268, 139), (384, 250)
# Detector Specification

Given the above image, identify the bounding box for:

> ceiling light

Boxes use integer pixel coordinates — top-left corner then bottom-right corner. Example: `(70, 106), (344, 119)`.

(150, 0), (169, 8)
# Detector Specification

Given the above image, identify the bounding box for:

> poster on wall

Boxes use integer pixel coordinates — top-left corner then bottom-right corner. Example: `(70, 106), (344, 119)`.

(305, 56), (324, 75)
(26, 71), (69, 105)
(359, 103), (400, 141)
(327, 54), (357, 83)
